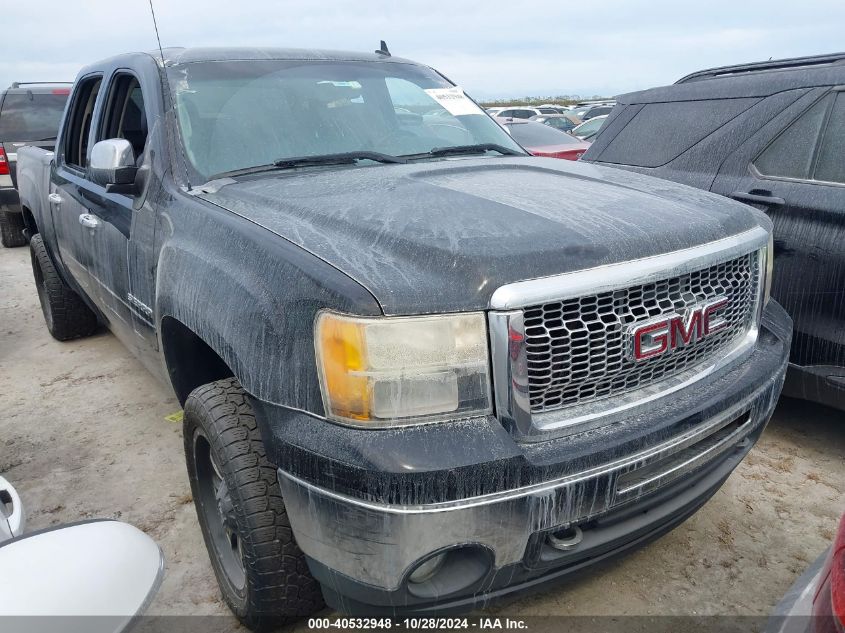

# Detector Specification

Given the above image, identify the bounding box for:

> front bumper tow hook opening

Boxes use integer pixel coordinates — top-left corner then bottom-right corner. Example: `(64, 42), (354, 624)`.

(548, 525), (583, 551)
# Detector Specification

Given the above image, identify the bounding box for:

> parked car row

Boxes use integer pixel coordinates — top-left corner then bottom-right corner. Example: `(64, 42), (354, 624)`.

(486, 100), (615, 121)
(485, 102), (613, 149)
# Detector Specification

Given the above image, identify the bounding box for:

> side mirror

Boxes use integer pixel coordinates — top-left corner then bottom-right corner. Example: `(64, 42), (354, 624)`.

(0, 519), (164, 632)
(89, 139), (138, 195)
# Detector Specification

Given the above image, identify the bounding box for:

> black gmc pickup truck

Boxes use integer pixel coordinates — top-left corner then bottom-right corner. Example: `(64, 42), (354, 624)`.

(17, 47), (791, 628)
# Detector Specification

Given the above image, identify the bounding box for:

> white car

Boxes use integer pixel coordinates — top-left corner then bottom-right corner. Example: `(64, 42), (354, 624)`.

(0, 475), (24, 542)
(494, 106), (543, 119)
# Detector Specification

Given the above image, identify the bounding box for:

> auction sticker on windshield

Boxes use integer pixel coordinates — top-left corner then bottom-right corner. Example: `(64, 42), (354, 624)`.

(424, 87), (485, 116)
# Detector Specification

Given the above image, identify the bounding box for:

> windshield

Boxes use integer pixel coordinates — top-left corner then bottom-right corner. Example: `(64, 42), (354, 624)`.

(167, 60), (524, 180)
(576, 117), (605, 135)
(0, 91), (69, 140)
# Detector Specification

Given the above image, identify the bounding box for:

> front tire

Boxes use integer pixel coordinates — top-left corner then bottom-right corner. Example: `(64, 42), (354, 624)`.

(29, 234), (98, 340)
(184, 378), (324, 630)
(0, 209), (27, 247)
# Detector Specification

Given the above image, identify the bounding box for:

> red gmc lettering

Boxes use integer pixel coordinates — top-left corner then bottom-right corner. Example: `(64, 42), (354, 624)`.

(631, 296), (730, 362)
(633, 321), (670, 360)
(703, 297), (729, 335)
(670, 311), (703, 348)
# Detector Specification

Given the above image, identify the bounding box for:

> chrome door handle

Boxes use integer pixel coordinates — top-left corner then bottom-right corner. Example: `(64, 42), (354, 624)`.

(48, 193), (62, 205)
(78, 213), (100, 229)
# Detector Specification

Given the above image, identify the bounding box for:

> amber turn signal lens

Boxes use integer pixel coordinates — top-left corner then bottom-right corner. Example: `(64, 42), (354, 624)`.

(314, 311), (492, 427)
(316, 315), (370, 420)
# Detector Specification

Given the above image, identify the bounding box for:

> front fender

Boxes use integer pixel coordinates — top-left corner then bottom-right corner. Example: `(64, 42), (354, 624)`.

(155, 202), (380, 413)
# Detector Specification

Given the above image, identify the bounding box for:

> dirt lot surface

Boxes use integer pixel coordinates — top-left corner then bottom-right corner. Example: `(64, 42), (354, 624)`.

(1, 244), (843, 629)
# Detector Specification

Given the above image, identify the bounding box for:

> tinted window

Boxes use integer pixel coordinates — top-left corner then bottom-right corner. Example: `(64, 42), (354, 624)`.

(169, 60), (523, 179)
(63, 77), (102, 168)
(754, 94), (831, 180)
(100, 75), (149, 161)
(814, 92), (845, 184)
(538, 108), (559, 114)
(506, 121), (580, 146)
(510, 109), (534, 119)
(0, 91), (69, 140)
(598, 98), (758, 167)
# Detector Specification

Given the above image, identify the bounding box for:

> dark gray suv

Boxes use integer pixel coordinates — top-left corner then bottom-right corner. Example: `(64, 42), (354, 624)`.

(582, 52), (845, 411)
(0, 82), (70, 247)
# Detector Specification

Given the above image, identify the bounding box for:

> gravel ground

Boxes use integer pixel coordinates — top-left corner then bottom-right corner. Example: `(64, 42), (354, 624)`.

(1, 243), (843, 630)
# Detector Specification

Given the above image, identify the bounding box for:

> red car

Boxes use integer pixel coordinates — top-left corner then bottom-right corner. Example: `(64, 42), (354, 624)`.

(766, 510), (845, 633)
(498, 118), (591, 161)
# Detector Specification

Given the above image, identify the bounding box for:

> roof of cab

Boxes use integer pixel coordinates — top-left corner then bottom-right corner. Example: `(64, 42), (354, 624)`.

(74, 46), (422, 80)
(159, 46), (418, 66)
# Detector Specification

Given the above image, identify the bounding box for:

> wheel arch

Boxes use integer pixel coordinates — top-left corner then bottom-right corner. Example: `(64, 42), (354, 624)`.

(159, 315), (235, 405)
(20, 205), (38, 235)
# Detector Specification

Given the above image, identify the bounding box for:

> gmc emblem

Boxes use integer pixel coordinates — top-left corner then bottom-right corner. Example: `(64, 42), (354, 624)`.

(629, 297), (729, 362)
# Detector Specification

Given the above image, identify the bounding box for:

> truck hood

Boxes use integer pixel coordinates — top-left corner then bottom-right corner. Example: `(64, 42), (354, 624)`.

(199, 157), (766, 315)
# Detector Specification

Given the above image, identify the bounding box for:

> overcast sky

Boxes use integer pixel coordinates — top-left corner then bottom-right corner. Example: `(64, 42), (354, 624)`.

(3, 1), (844, 100)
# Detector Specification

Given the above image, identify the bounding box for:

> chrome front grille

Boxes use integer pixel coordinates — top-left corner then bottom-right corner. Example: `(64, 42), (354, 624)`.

(522, 252), (760, 414)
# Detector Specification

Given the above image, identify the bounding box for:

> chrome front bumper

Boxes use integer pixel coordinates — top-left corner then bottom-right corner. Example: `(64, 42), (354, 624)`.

(278, 371), (782, 593)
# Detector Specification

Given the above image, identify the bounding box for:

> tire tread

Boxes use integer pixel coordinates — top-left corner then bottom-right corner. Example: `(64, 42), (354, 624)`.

(184, 378), (324, 630)
(29, 233), (98, 341)
(0, 209), (28, 247)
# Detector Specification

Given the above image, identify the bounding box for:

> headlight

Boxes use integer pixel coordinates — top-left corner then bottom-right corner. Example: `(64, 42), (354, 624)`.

(315, 311), (492, 427)
(763, 232), (774, 305)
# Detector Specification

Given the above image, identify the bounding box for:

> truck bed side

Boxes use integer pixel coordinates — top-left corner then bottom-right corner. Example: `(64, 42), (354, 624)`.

(16, 146), (55, 236)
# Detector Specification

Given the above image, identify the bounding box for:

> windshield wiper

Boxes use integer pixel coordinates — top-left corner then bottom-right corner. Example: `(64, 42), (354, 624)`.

(403, 144), (525, 160)
(273, 151), (406, 168)
(208, 151), (407, 180)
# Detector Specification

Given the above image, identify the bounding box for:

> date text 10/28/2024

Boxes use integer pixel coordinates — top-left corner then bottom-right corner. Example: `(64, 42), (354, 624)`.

(308, 618), (529, 630)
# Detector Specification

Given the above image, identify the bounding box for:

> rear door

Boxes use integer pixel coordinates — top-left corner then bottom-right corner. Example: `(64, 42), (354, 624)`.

(0, 88), (70, 186)
(51, 75), (104, 297)
(712, 87), (845, 374)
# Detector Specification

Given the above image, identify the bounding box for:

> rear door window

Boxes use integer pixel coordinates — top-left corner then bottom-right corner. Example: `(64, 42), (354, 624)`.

(813, 91), (845, 184)
(597, 98), (758, 167)
(753, 94), (831, 180)
(63, 77), (103, 169)
(0, 91), (69, 140)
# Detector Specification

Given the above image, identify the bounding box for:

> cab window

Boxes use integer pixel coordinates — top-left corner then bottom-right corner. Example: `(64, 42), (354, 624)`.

(63, 76), (103, 169)
(99, 74), (149, 164)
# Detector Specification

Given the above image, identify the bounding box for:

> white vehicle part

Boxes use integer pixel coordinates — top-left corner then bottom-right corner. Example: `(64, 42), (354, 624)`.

(0, 520), (164, 633)
(0, 475), (24, 541)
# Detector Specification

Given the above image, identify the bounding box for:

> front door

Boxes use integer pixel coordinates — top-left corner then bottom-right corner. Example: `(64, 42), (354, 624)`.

(82, 73), (158, 358)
